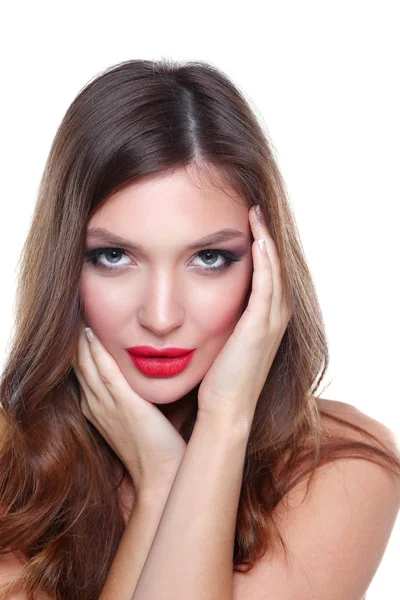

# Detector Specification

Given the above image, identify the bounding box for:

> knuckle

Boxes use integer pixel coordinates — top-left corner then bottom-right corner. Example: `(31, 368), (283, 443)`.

(99, 371), (113, 388)
(76, 354), (86, 369)
(79, 362), (90, 378)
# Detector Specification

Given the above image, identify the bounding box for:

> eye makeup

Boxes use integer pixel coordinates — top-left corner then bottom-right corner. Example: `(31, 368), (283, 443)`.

(84, 247), (245, 274)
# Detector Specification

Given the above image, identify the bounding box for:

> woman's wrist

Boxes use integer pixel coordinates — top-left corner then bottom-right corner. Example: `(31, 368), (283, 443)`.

(196, 406), (253, 443)
(134, 479), (175, 508)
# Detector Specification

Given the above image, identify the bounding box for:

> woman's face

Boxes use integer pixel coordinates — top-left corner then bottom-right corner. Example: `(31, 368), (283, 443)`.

(79, 166), (254, 417)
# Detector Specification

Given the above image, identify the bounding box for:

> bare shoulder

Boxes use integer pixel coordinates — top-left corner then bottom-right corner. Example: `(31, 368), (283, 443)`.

(233, 400), (400, 599)
(316, 397), (400, 461)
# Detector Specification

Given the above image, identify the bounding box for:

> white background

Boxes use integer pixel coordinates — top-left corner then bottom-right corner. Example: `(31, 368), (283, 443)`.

(0, 1), (399, 597)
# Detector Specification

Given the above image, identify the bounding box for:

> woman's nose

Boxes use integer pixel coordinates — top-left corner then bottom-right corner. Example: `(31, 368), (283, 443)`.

(137, 277), (185, 337)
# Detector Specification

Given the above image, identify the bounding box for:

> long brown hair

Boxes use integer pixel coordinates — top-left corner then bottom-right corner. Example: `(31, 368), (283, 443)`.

(1, 58), (399, 600)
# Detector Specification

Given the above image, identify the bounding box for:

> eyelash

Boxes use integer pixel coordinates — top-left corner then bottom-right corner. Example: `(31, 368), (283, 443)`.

(84, 247), (242, 273)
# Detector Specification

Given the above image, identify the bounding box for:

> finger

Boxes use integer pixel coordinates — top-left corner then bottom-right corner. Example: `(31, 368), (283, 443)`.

(73, 359), (93, 404)
(238, 208), (274, 336)
(72, 363), (94, 421)
(78, 386), (93, 423)
(249, 206), (288, 325)
(81, 326), (149, 416)
(73, 354), (115, 447)
(76, 326), (116, 410)
(250, 206), (283, 297)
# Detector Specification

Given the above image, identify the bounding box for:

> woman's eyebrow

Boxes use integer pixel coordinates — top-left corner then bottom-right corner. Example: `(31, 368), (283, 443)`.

(86, 227), (246, 251)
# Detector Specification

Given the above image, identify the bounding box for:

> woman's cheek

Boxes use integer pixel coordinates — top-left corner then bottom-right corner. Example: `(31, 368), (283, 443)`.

(79, 264), (252, 340)
(195, 278), (251, 337)
(79, 278), (125, 337)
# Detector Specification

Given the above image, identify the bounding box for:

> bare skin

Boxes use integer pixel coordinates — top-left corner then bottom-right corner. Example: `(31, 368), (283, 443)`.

(1, 398), (396, 600)
(116, 397), (389, 525)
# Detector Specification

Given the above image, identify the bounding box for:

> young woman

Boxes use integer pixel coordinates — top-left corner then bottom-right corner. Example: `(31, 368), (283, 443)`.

(0, 59), (399, 600)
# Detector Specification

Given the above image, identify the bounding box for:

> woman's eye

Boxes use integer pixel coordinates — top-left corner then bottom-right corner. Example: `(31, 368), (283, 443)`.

(191, 249), (241, 272)
(84, 247), (242, 273)
(84, 248), (131, 271)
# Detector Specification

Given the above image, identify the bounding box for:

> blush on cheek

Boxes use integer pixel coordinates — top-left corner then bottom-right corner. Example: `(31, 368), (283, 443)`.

(79, 282), (123, 340)
(202, 286), (250, 338)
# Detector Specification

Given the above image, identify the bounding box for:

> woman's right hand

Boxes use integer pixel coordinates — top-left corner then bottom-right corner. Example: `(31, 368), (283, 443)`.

(72, 322), (188, 498)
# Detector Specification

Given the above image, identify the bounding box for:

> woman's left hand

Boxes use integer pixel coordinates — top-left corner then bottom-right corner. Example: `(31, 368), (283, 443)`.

(197, 205), (292, 431)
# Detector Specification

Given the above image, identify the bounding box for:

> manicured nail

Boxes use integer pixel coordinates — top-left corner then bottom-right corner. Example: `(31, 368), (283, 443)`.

(85, 327), (94, 343)
(258, 238), (267, 255)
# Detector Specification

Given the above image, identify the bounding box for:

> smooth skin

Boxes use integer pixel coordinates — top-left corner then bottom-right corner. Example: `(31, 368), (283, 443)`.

(72, 203), (291, 600)
(73, 204), (290, 495)
(72, 199), (400, 600)
(1, 176), (399, 597)
(78, 166), (257, 433)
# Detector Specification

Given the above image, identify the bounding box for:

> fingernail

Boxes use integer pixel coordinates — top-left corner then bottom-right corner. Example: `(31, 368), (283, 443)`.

(85, 327), (94, 343)
(258, 238), (268, 254)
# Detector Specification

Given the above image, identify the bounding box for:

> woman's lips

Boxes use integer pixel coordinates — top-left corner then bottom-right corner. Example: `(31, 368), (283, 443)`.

(126, 349), (196, 377)
(127, 346), (194, 358)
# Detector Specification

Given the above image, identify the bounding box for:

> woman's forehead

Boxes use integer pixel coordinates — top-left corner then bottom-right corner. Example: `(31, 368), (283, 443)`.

(89, 169), (248, 231)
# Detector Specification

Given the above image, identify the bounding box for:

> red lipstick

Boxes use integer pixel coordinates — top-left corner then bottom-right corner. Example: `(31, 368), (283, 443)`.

(126, 346), (195, 377)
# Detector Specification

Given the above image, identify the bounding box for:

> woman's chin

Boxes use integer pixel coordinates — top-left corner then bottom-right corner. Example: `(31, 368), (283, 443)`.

(121, 378), (201, 407)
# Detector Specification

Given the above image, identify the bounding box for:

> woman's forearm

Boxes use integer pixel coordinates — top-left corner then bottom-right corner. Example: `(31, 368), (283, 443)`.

(132, 414), (250, 600)
(98, 488), (171, 600)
